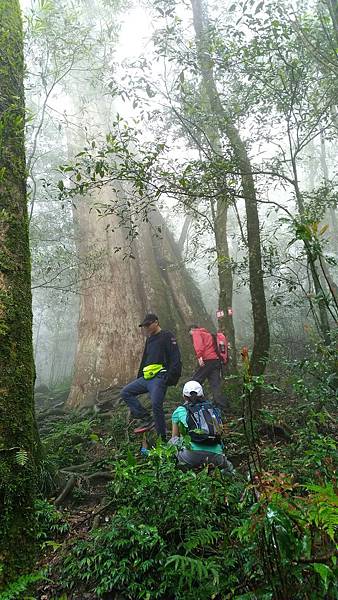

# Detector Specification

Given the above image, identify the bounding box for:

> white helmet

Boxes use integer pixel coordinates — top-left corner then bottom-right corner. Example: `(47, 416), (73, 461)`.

(183, 380), (203, 398)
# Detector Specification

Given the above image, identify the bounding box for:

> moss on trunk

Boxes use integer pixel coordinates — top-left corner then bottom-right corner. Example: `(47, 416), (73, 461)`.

(0, 0), (37, 585)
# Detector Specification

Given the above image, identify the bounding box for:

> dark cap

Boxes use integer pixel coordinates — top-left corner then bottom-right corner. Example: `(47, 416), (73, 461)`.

(139, 313), (159, 327)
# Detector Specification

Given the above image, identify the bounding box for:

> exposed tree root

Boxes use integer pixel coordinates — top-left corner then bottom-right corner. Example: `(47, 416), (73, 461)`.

(54, 475), (76, 506)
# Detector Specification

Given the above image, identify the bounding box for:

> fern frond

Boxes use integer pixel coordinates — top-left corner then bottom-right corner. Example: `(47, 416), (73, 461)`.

(15, 448), (28, 466)
(183, 528), (222, 551)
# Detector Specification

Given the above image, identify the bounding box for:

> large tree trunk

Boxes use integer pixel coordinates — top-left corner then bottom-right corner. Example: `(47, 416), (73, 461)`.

(0, 0), (37, 584)
(65, 70), (211, 407)
(67, 189), (210, 407)
(191, 0), (270, 384)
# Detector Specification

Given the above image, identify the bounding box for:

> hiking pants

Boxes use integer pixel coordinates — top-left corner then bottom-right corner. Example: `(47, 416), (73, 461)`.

(192, 359), (228, 412)
(121, 372), (168, 437)
(176, 449), (234, 472)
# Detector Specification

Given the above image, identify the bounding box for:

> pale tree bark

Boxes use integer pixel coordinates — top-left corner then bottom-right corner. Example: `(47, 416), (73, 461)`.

(65, 96), (211, 407)
(177, 215), (192, 254)
(0, 0), (37, 583)
(67, 188), (210, 407)
(63, 0), (212, 408)
(191, 0), (270, 383)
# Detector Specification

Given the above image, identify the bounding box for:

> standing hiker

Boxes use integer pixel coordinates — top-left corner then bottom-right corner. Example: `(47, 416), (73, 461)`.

(189, 324), (228, 412)
(121, 313), (182, 437)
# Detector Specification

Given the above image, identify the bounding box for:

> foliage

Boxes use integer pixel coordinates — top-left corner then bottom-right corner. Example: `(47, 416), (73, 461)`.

(291, 332), (338, 407)
(237, 473), (337, 595)
(35, 454), (59, 496)
(0, 570), (45, 600)
(59, 451), (241, 599)
(42, 418), (98, 468)
(55, 439), (337, 599)
(35, 499), (70, 544)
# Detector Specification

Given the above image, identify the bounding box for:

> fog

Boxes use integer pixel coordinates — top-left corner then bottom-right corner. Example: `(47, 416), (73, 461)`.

(20, 0), (337, 399)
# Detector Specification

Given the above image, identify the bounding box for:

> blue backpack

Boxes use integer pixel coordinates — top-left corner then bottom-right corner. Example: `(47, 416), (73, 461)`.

(186, 400), (223, 445)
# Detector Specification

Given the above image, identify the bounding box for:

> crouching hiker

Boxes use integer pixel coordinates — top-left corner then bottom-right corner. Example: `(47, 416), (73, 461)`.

(121, 313), (182, 438)
(169, 380), (234, 472)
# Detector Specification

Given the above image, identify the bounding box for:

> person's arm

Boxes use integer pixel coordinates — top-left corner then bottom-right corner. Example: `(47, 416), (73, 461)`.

(168, 408), (184, 447)
(165, 333), (182, 385)
(172, 422), (180, 437)
(137, 341), (147, 379)
(191, 329), (205, 366)
(191, 329), (204, 360)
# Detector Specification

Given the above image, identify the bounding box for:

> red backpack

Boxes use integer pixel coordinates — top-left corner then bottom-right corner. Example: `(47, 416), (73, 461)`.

(212, 332), (229, 365)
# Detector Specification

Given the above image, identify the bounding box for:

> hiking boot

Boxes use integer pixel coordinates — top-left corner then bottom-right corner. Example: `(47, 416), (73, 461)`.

(133, 419), (155, 434)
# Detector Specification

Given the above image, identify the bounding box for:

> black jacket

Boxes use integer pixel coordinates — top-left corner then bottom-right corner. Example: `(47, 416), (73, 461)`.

(137, 330), (182, 386)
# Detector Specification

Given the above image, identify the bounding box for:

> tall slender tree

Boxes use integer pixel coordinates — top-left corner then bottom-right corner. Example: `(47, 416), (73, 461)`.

(0, 0), (37, 584)
(190, 0), (270, 382)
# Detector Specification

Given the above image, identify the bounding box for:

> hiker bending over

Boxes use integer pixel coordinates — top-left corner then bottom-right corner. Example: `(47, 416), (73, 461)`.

(121, 313), (182, 437)
(189, 324), (228, 412)
(169, 380), (233, 471)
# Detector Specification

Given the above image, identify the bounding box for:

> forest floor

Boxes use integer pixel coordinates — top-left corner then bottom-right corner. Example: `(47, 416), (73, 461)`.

(34, 387), (255, 598)
(12, 374), (338, 600)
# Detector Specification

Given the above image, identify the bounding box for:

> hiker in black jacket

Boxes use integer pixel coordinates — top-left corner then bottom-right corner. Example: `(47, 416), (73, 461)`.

(121, 313), (182, 437)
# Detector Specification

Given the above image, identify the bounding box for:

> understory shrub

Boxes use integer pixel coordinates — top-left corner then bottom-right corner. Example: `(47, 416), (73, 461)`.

(42, 418), (97, 468)
(35, 498), (70, 545)
(58, 446), (337, 599)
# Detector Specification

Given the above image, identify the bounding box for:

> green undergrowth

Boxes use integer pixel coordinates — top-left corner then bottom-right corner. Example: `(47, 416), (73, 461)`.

(37, 396), (337, 599)
(41, 416), (100, 468)
(47, 443), (337, 600)
(8, 343), (336, 600)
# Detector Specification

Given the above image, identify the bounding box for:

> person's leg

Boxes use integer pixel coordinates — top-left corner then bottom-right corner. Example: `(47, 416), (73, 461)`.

(191, 364), (209, 384)
(148, 375), (168, 438)
(176, 449), (224, 469)
(207, 364), (228, 411)
(176, 448), (203, 468)
(121, 377), (151, 420)
(222, 455), (235, 474)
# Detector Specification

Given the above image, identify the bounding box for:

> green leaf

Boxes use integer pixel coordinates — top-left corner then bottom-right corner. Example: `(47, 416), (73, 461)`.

(313, 563), (332, 588)
(16, 449), (28, 466)
(127, 449), (136, 466)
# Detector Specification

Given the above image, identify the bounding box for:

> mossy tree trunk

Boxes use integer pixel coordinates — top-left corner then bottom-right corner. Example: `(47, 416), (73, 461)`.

(0, 0), (37, 585)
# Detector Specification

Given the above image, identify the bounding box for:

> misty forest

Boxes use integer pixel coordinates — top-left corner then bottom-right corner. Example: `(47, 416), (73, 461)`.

(0, 0), (337, 598)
